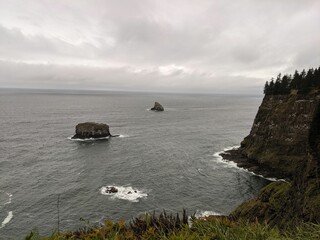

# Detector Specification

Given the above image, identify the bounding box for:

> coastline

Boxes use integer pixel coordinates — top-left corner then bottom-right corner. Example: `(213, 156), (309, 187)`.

(219, 148), (289, 182)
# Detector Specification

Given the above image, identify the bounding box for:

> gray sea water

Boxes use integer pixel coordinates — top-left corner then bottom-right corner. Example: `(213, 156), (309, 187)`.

(0, 89), (269, 238)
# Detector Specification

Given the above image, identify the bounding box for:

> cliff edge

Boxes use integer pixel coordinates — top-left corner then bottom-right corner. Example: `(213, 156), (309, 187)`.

(236, 94), (319, 179)
(224, 92), (320, 227)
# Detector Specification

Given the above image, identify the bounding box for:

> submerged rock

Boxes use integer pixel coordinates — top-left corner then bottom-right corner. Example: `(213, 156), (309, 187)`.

(151, 102), (164, 111)
(72, 122), (111, 139)
(105, 186), (118, 193)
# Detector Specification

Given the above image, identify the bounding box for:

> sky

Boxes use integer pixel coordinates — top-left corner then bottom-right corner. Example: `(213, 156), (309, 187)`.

(0, 0), (319, 94)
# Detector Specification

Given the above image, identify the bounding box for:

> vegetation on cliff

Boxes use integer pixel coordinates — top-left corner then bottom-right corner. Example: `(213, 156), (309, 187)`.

(27, 67), (320, 239)
(26, 211), (320, 240)
(264, 66), (320, 95)
(229, 66), (320, 229)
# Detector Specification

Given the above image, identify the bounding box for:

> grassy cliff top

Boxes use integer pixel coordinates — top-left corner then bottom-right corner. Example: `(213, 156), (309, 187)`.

(26, 212), (320, 240)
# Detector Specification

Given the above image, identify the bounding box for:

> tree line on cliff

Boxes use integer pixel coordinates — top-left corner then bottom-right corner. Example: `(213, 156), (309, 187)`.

(264, 66), (320, 95)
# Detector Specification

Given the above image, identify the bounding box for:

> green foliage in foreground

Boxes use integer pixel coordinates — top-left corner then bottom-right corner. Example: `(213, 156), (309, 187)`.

(26, 211), (320, 240)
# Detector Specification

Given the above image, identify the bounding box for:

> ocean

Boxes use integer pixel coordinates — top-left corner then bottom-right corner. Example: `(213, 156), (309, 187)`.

(0, 89), (269, 238)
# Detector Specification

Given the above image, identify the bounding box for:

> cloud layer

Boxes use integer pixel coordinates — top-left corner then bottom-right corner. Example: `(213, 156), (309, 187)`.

(0, 0), (319, 94)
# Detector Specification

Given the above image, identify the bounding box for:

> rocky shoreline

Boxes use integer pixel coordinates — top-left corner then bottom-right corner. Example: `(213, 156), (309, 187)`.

(225, 91), (320, 227)
(220, 149), (288, 180)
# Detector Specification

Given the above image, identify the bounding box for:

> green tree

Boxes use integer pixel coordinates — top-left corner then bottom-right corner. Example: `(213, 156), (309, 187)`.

(281, 75), (290, 94)
(290, 70), (300, 90)
(264, 81), (270, 95)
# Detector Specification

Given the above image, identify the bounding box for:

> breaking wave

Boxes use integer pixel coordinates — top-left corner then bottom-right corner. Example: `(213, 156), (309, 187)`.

(0, 192), (13, 229)
(100, 185), (148, 202)
(213, 146), (240, 169)
(194, 210), (221, 218)
(4, 192), (12, 206)
(213, 146), (286, 182)
(1, 211), (13, 229)
(118, 135), (130, 138)
(68, 136), (110, 141)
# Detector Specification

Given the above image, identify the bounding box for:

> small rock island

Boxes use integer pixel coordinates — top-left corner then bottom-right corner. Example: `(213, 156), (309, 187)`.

(151, 102), (164, 111)
(71, 122), (111, 139)
(105, 186), (118, 193)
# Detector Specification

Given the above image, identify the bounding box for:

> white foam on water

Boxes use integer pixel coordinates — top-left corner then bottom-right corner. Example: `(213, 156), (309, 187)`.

(0, 211), (13, 229)
(4, 192), (12, 205)
(195, 210), (221, 218)
(213, 146), (240, 169)
(251, 173), (287, 182)
(188, 210), (221, 227)
(213, 146), (286, 182)
(118, 135), (130, 138)
(0, 190), (12, 206)
(100, 185), (148, 202)
(67, 136), (110, 142)
(0, 191), (12, 206)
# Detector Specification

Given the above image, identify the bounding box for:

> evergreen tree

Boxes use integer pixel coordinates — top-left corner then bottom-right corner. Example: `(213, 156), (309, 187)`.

(315, 67), (320, 88)
(263, 66), (320, 95)
(281, 75), (290, 94)
(274, 74), (281, 95)
(269, 78), (275, 95)
(264, 81), (270, 95)
(299, 69), (308, 94)
(290, 70), (299, 90)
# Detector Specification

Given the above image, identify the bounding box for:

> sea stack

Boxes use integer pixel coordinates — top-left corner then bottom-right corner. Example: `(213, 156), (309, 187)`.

(71, 122), (111, 139)
(151, 102), (164, 111)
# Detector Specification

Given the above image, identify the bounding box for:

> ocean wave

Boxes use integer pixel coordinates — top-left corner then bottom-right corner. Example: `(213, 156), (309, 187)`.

(118, 135), (130, 138)
(187, 210), (221, 227)
(213, 146), (286, 182)
(4, 192), (12, 206)
(0, 192), (13, 229)
(0, 191), (12, 206)
(197, 168), (207, 176)
(251, 173), (286, 182)
(195, 210), (221, 218)
(213, 145), (240, 169)
(100, 185), (148, 202)
(67, 136), (110, 141)
(0, 211), (13, 229)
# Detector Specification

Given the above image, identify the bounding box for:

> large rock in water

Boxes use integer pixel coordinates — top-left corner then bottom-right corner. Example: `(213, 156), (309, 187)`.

(72, 122), (111, 139)
(151, 102), (164, 111)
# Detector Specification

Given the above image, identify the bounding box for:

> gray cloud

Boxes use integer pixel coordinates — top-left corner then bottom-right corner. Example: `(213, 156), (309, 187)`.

(0, 0), (319, 94)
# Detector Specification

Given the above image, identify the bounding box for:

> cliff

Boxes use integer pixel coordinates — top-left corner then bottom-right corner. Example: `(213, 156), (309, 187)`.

(225, 93), (320, 227)
(240, 93), (320, 179)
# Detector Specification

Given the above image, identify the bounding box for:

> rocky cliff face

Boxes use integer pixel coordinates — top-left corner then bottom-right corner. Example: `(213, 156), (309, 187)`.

(239, 94), (320, 179)
(227, 93), (320, 227)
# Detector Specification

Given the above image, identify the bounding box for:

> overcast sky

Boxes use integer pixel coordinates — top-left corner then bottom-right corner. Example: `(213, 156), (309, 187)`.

(0, 0), (319, 94)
